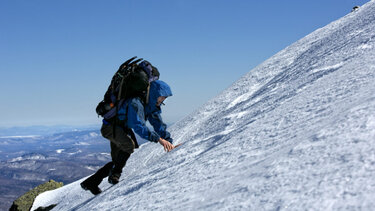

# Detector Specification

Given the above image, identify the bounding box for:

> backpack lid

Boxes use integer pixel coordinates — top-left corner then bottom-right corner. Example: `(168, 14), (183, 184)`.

(139, 60), (159, 82)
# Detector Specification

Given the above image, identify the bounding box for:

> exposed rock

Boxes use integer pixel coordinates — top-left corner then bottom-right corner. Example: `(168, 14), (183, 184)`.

(9, 180), (63, 211)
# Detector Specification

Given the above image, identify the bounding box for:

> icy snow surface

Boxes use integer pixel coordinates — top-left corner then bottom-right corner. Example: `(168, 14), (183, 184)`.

(32, 2), (375, 211)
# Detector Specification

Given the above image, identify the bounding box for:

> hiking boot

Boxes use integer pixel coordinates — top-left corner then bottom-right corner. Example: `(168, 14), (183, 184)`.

(80, 182), (102, 195)
(108, 172), (121, 185)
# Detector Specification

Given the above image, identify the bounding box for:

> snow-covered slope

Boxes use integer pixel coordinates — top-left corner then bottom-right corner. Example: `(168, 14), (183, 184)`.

(32, 2), (375, 210)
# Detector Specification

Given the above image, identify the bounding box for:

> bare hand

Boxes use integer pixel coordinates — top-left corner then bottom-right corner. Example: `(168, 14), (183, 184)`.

(158, 138), (175, 152)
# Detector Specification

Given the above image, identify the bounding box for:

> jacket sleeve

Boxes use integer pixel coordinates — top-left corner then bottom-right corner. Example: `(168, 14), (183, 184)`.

(127, 99), (160, 143)
(147, 109), (173, 143)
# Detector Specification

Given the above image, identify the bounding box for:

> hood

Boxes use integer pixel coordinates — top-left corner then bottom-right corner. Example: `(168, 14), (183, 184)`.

(146, 80), (172, 113)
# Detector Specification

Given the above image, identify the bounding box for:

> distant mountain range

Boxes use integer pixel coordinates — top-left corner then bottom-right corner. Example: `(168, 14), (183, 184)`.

(0, 128), (110, 211)
(0, 125), (99, 137)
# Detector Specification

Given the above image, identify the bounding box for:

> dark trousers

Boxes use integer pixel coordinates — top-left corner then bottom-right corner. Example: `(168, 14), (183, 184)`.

(82, 124), (138, 186)
(81, 161), (114, 187)
(101, 123), (139, 156)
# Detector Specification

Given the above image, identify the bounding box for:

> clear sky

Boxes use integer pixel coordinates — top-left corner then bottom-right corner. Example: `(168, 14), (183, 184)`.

(0, 0), (369, 127)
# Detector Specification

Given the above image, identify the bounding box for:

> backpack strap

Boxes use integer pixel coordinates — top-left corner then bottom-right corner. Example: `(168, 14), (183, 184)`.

(117, 77), (126, 101)
(113, 99), (127, 139)
(145, 84), (150, 105)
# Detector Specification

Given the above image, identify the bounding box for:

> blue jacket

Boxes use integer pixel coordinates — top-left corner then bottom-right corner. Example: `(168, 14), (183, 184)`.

(116, 80), (173, 143)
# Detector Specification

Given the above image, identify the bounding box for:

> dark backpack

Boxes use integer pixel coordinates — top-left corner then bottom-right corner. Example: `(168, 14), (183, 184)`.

(96, 57), (159, 120)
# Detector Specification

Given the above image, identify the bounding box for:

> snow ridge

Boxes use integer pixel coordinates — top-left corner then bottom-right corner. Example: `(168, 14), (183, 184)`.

(32, 2), (375, 210)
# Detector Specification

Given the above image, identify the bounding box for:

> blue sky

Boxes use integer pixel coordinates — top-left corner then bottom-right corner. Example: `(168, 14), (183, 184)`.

(0, 0), (369, 127)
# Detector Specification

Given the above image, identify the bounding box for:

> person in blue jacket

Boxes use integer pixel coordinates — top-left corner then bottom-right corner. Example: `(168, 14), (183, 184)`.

(118, 79), (174, 146)
(81, 80), (175, 195)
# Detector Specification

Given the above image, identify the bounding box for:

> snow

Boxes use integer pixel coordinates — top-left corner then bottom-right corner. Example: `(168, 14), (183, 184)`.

(67, 150), (82, 155)
(10, 157), (24, 162)
(84, 166), (97, 171)
(74, 142), (90, 146)
(32, 2), (375, 211)
(10, 154), (46, 162)
(56, 149), (65, 154)
(89, 132), (99, 137)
